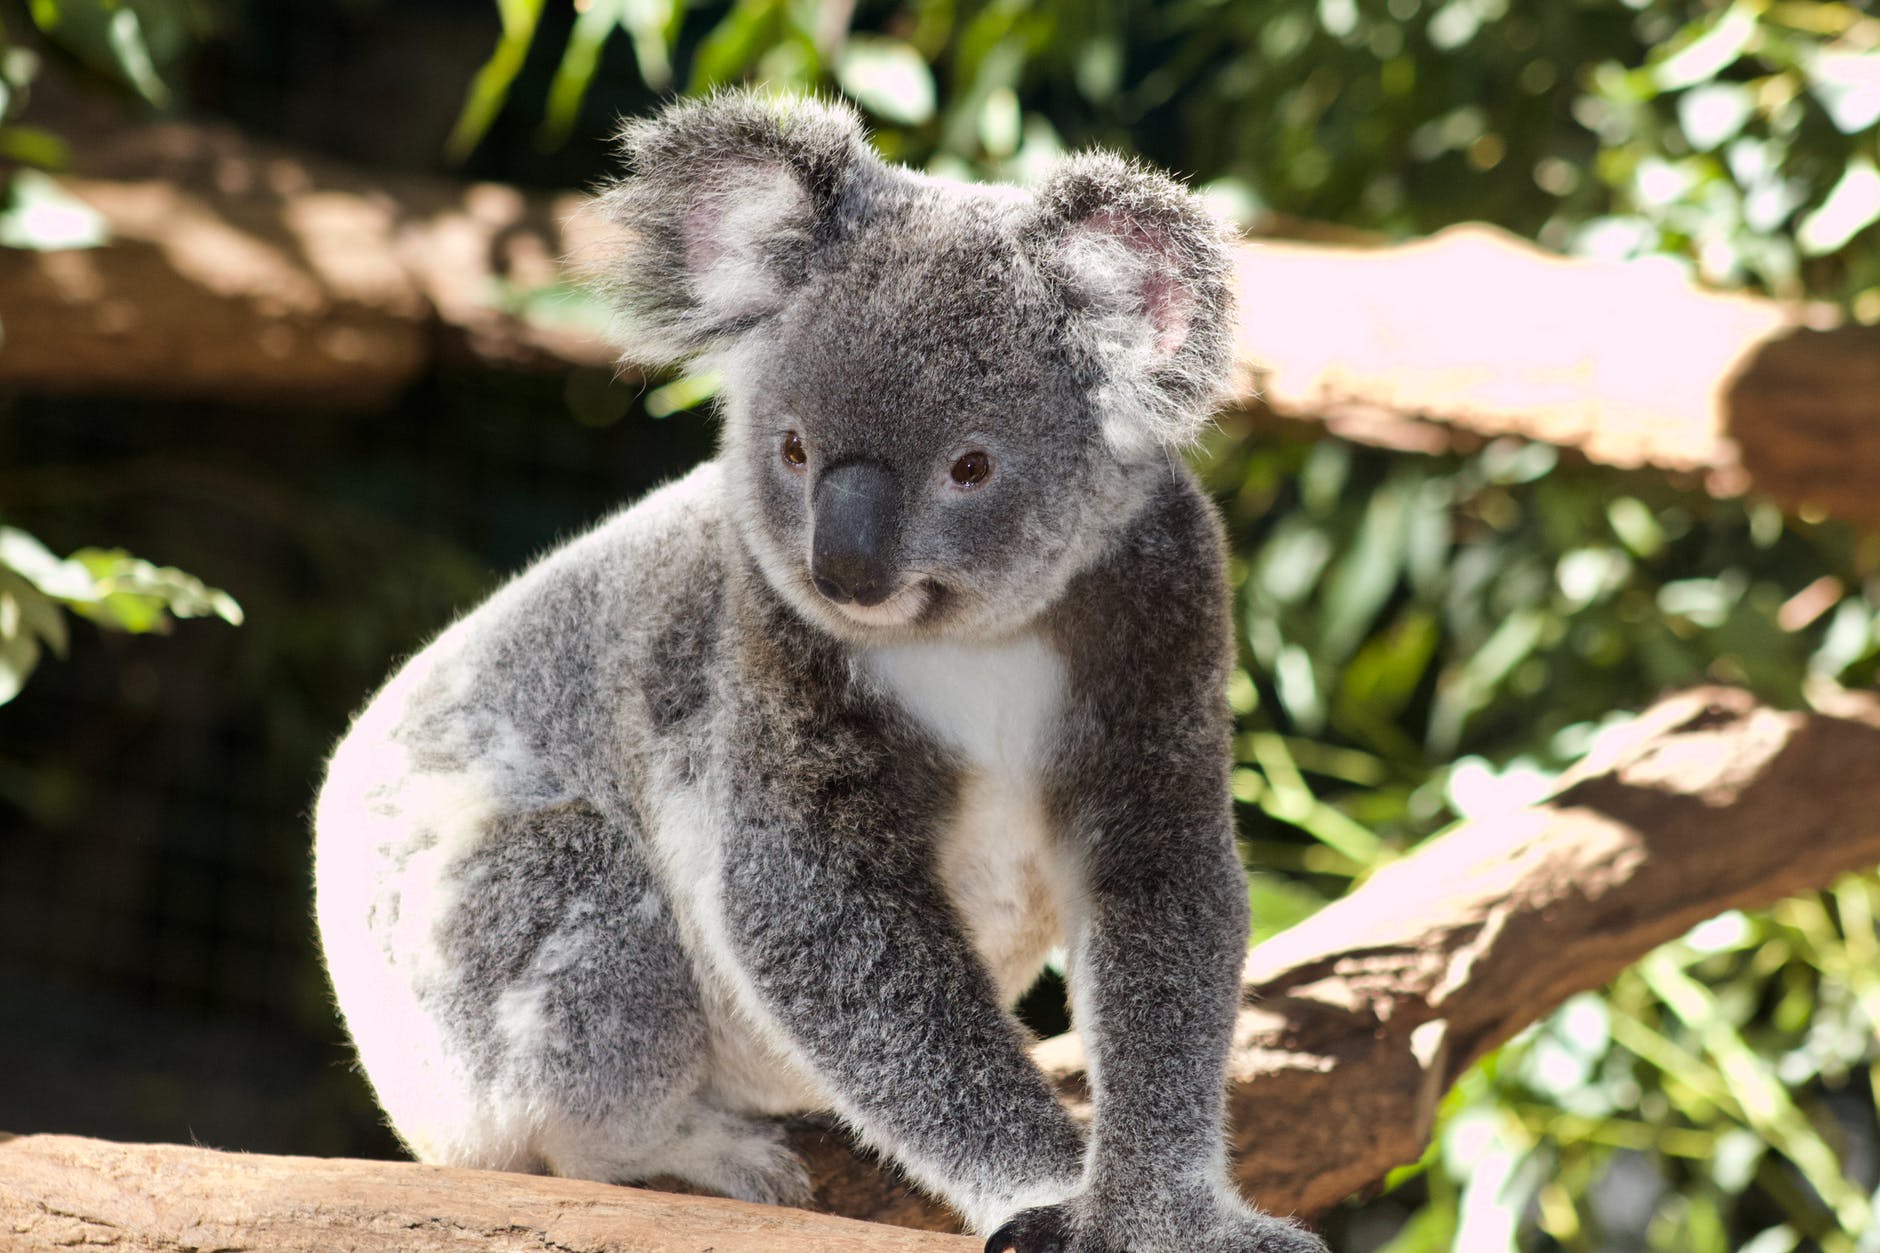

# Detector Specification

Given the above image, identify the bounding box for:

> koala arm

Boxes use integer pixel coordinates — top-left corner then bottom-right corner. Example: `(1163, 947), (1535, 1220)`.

(714, 761), (1087, 1233)
(1003, 475), (1324, 1253)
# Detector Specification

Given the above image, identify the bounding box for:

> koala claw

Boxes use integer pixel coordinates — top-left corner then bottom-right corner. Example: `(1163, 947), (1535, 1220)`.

(984, 1203), (1075, 1253)
(985, 1200), (1329, 1253)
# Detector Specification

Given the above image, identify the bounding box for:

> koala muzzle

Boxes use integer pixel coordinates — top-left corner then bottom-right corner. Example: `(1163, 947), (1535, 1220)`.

(811, 460), (901, 607)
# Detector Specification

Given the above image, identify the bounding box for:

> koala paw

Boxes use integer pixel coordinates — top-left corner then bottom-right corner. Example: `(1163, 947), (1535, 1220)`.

(985, 1196), (1327, 1253)
(984, 1203), (1081, 1253)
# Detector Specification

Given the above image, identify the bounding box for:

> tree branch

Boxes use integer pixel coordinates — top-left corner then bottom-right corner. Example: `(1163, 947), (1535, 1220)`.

(7, 104), (1880, 524)
(0, 1130), (975, 1252)
(8, 686), (1880, 1244)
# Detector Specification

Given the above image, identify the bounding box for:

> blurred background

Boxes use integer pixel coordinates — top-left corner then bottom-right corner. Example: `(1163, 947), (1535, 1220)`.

(2, 1), (1879, 1249)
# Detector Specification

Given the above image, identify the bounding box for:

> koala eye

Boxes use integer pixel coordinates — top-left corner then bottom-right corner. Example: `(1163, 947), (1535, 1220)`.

(781, 431), (808, 469)
(949, 450), (992, 489)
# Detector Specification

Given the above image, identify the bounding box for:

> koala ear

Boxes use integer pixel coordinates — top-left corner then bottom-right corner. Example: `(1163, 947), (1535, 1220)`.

(592, 90), (874, 366)
(1026, 151), (1236, 455)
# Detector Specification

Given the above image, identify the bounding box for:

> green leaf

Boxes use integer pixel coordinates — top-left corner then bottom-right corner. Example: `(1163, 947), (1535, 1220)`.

(0, 526), (91, 598)
(1246, 871), (1327, 944)
(446, 0), (547, 162)
(1807, 49), (1880, 135)
(0, 124), (69, 169)
(645, 369), (723, 418)
(0, 570), (68, 657)
(1797, 158), (1880, 257)
(1678, 82), (1754, 152)
(837, 37), (936, 126)
(1428, 609), (1546, 754)
(68, 547), (245, 627)
(1653, 3), (1759, 92)
(104, 6), (170, 106)
(622, 0), (675, 87)
(1640, 951), (1873, 1232)
(0, 169), (107, 251)
(1340, 607), (1439, 722)
(1320, 473), (1411, 664)
(0, 627), (40, 705)
(538, 0), (625, 150)
(688, 0), (785, 93)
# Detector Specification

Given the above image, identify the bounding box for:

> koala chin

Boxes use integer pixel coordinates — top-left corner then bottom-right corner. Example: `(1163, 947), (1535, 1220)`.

(313, 90), (1325, 1253)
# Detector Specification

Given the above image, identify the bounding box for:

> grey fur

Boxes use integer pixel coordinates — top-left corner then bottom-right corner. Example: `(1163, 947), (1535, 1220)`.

(314, 90), (1323, 1252)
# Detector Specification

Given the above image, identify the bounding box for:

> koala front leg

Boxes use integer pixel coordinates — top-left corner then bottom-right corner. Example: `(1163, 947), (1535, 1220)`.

(986, 796), (1324, 1253)
(984, 527), (1327, 1253)
(716, 788), (1087, 1232)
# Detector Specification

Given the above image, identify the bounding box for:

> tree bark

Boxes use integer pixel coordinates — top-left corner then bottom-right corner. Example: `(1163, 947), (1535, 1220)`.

(7, 687), (1880, 1246)
(0, 1130), (974, 1252)
(7, 108), (1880, 526)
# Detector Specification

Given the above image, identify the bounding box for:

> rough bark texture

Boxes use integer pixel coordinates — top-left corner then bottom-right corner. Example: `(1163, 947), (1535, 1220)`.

(7, 111), (1880, 526)
(7, 687), (1880, 1247)
(0, 110), (617, 406)
(0, 1131), (975, 1251)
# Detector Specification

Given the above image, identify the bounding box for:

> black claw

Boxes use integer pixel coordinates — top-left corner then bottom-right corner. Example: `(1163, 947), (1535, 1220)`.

(985, 1205), (1073, 1253)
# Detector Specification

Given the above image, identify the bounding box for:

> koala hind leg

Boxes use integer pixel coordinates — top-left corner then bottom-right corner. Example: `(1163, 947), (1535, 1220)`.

(539, 1101), (810, 1205)
(419, 799), (794, 1191)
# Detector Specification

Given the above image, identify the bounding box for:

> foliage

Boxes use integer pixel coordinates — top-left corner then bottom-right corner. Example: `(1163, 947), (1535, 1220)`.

(451, 0), (1878, 314)
(2, 0), (1878, 1247)
(1208, 430), (1880, 868)
(12, 0), (201, 107)
(2, 2), (234, 705)
(0, 525), (242, 706)
(1384, 885), (1880, 1253)
(1187, 428), (1880, 1248)
(0, 6), (108, 262)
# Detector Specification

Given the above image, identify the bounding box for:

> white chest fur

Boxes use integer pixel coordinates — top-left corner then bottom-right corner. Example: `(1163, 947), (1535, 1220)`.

(864, 635), (1067, 1002)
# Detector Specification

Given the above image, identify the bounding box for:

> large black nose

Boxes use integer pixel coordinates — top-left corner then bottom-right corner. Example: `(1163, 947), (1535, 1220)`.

(811, 460), (900, 607)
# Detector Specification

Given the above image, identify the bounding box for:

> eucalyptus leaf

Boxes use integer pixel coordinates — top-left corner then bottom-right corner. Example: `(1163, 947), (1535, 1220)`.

(1807, 49), (1880, 135)
(445, 0), (547, 161)
(1652, 3), (1757, 92)
(837, 37), (935, 126)
(0, 627), (40, 706)
(104, 7), (170, 106)
(1797, 159), (1880, 257)
(0, 169), (107, 251)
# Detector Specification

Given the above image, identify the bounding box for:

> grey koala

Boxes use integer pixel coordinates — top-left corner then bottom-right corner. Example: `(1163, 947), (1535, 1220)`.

(314, 91), (1325, 1253)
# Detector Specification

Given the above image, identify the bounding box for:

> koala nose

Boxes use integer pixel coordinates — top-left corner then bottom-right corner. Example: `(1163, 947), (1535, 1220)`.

(811, 460), (900, 607)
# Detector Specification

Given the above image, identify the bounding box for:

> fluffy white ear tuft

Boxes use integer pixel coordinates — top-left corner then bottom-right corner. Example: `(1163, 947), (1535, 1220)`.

(1028, 153), (1236, 457)
(681, 162), (815, 324)
(590, 91), (875, 367)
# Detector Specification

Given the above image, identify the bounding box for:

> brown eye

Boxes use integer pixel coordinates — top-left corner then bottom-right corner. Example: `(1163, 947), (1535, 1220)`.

(781, 431), (807, 468)
(949, 450), (991, 488)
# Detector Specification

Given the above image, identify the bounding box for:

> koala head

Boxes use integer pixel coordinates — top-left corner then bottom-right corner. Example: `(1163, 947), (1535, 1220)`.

(596, 90), (1235, 642)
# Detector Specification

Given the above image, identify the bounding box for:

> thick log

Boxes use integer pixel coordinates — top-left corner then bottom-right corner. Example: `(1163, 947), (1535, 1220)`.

(1217, 683), (1880, 1212)
(0, 112), (618, 406)
(0, 1131), (973, 1251)
(7, 687), (1880, 1245)
(7, 107), (1880, 524)
(1230, 228), (1880, 524)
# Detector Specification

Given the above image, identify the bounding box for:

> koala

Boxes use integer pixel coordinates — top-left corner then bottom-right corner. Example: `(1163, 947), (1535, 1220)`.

(314, 91), (1324, 1253)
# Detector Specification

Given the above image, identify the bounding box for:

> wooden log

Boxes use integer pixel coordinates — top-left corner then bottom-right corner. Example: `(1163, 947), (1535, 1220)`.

(6, 106), (1880, 524)
(1230, 227), (1880, 525)
(7, 687), (1880, 1245)
(1217, 683), (1880, 1212)
(0, 113), (618, 407)
(0, 1131), (974, 1251)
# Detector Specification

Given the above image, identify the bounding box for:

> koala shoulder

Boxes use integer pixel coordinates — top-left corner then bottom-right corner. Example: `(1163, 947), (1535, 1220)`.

(396, 462), (735, 743)
(1049, 465), (1231, 664)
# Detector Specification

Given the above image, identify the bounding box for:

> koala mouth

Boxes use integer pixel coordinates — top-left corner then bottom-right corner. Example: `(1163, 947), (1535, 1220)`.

(830, 577), (939, 628)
